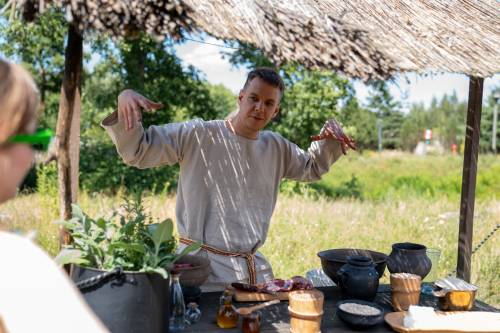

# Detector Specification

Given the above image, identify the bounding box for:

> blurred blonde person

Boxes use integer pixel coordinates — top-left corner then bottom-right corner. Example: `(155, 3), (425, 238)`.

(0, 59), (108, 333)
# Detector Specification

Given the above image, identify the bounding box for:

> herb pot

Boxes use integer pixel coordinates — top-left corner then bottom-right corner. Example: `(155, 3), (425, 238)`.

(337, 256), (379, 301)
(71, 265), (170, 333)
(387, 242), (432, 279)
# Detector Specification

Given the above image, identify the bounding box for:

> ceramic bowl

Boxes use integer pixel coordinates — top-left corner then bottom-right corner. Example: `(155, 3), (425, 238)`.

(336, 299), (385, 329)
(171, 255), (211, 287)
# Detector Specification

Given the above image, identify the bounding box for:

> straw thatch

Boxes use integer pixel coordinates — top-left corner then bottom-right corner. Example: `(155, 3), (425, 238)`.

(16, 0), (194, 39)
(15, 0), (500, 80)
(312, 0), (500, 78)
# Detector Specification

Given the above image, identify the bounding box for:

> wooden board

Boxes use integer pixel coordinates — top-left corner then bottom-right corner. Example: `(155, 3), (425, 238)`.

(233, 289), (291, 302)
(384, 311), (500, 333)
(232, 288), (323, 302)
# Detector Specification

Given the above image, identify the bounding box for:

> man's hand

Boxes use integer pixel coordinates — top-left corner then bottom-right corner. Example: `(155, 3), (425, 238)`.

(310, 119), (357, 154)
(118, 89), (163, 130)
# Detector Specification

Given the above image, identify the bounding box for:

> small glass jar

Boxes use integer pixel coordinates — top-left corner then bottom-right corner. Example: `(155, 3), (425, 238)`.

(216, 290), (239, 328)
(242, 311), (260, 333)
(169, 273), (186, 332)
(185, 302), (202, 325)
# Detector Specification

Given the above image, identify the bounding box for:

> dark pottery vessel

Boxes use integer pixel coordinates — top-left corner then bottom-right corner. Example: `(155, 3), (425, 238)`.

(71, 265), (170, 333)
(317, 249), (387, 284)
(336, 299), (385, 329)
(170, 254), (211, 287)
(337, 256), (379, 301)
(387, 242), (432, 279)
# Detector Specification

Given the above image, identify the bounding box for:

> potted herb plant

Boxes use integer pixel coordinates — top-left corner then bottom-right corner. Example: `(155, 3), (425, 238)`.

(56, 197), (200, 333)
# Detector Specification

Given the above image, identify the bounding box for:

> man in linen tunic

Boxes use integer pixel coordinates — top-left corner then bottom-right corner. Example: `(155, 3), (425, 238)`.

(102, 68), (351, 291)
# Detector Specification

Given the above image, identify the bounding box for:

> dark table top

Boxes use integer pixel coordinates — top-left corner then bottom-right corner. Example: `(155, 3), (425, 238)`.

(184, 285), (498, 333)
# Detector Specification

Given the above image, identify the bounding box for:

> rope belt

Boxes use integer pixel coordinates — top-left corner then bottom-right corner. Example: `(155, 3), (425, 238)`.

(179, 237), (257, 285)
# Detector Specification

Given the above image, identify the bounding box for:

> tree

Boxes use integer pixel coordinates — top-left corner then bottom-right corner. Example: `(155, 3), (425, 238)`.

(268, 67), (350, 148)
(480, 86), (500, 153)
(400, 103), (433, 151)
(430, 92), (466, 149)
(339, 94), (378, 150)
(0, 8), (67, 127)
(367, 81), (404, 149)
(206, 84), (237, 120)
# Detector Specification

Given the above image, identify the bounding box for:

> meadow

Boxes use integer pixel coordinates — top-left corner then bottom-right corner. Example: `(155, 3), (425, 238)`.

(1, 152), (498, 306)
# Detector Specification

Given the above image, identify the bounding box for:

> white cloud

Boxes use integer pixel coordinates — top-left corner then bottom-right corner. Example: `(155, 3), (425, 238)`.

(175, 37), (247, 94)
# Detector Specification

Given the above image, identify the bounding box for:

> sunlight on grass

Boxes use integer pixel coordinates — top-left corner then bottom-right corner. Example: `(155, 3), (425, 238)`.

(1, 193), (498, 306)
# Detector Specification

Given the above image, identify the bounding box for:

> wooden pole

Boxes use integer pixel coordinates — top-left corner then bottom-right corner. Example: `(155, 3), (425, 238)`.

(456, 76), (483, 282)
(56, 23), (82, 246)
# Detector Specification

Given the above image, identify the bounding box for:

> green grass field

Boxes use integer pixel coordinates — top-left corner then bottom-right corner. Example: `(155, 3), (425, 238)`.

(1, 152), (498, 306)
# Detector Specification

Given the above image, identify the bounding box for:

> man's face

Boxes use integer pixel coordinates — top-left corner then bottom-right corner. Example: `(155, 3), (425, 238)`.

(237, 77), (281, 135)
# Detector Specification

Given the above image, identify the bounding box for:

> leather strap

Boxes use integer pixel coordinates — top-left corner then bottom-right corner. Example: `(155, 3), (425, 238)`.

(179, 237), (257, 285)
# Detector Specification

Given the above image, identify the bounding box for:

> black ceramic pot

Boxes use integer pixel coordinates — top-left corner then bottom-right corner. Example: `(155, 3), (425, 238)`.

(337, 256), (379, 302)
(387, 242), (432, 279)
(71, 265), (170, 333)
(336, 299), (385, 329)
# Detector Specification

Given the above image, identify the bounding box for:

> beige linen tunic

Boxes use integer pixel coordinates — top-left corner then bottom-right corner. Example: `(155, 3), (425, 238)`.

(103, 115), (342, 291)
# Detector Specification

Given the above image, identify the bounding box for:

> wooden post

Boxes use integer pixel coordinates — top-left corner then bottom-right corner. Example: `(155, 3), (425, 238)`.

(456, 76), (483, 282)
(56, 23), (82, 246)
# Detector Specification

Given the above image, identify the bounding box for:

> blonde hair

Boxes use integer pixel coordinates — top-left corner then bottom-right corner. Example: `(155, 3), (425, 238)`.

(0, 59), (40, 144)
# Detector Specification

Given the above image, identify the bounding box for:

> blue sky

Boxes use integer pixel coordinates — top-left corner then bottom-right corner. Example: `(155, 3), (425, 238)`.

(175, 36), (500, 111)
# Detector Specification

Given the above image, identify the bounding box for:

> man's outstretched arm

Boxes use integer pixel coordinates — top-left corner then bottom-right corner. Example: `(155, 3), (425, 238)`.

(102, 90), (186, 169)
(283, 118), (356, 181)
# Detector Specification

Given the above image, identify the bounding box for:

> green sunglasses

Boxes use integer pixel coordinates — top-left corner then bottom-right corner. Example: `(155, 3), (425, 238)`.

(7, 129), (54, 152)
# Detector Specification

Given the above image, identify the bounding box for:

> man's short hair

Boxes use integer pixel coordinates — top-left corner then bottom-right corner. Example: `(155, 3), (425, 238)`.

(243, 67), (285, 99)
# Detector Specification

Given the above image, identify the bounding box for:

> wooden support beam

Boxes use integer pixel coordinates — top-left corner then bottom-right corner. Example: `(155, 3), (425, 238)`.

(56, 24), (82, 246)
(457, 76), (483, 282)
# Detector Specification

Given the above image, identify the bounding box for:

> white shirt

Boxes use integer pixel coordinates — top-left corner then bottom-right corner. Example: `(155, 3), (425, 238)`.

(0, 231), (108, 333)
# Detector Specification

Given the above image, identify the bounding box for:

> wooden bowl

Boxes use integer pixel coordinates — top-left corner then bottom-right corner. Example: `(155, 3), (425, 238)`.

(171, 255), (211, 287)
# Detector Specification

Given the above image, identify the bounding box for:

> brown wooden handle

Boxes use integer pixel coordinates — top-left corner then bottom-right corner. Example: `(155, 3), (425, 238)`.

(248, 299), (280, 312)
(237, 299), (280, 315)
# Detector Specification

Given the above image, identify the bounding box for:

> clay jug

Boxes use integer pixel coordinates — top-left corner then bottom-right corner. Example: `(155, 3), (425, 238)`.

(387, 242), (432, 279)
(337, 255), (379, 301)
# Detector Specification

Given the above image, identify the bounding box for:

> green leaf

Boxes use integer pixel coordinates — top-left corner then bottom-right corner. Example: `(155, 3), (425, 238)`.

(142, 267), (168, 279)
(147, 223), (158, 235)
(95, 218), (107, 230)
(151, 220), (173, 249)
(55, 249), (89, 266)
(71, 204), (85, 221)
(158, 254), (176, 266)
(109, 242), (145, 254)
(171, 242), (202, 264)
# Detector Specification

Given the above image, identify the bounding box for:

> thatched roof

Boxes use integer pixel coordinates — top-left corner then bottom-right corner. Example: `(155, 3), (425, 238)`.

(16, 0), (500, 80)
(17, 0), (194, 39)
